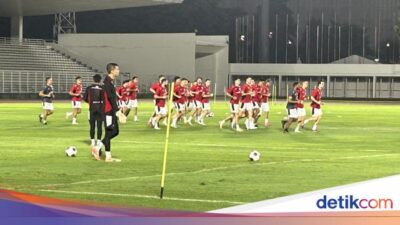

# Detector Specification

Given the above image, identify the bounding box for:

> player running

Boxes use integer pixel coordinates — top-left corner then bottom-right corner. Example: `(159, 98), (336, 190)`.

(116, 80), (130, 116)
(219, 78), (243, 132)
(171, 78), (188, 128)
(66, 76), (83, 125)
(84, 74), (104, 147)
(152, 79), (169, 130)
(283, 82), (300, 133)
(148, 75), (166, 127)
(304, 81), (325, 132)
(126, 76), (139, 122)
(294, 81), (308, 133)
(198, 79), (214, 126)
(188, 77), (204, 125)
(241, 77), (256, 130)
(260, 79), (272, 127)
(185, 80), (196, 126)
(38, 77), (55, 125)
(252, 80), (262, 127)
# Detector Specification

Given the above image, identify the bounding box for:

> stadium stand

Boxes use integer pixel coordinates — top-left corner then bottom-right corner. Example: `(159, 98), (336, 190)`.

(0, 37), (96, 94)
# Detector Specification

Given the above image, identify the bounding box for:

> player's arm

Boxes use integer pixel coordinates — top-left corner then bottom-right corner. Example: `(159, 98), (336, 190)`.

(287, 95), (298, 104)
(173, 89), (181, 99)
(225, 87), (234, 98)
(310, 96), (322, 105)
(203, 92), (214, 98)
(39, 90), (52, 98)
(154, 93), (167, 99)
(116, 89), (122, 99)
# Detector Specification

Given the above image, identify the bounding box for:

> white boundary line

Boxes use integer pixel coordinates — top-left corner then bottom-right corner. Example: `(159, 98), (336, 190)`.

(37, 153), (398, 188)
(39, 190), (245, 205)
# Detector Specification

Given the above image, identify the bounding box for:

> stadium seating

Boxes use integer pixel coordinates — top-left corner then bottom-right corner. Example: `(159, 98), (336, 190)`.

(0, 37), (97, 93)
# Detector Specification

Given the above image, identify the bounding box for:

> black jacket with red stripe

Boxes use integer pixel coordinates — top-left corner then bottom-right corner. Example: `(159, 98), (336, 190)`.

(103, 75), (118, 114)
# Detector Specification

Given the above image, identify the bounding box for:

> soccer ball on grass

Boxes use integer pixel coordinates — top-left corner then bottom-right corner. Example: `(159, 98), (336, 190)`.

(65, 146), (78, 157)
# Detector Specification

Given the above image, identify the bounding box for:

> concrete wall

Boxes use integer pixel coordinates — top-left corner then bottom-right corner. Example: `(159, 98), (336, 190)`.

(58, 33), (197, 88)
(230, 63), (400, 99)
(195, 36), (229, 95)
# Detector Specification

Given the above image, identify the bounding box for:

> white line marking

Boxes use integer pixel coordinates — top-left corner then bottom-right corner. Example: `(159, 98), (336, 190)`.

(39, 190), (245, 205)
(37, 154), (399, 188)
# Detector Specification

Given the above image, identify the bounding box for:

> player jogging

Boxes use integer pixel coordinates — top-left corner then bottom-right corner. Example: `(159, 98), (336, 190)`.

(241, 77), (256, 130)
(283, 82), (300, 133)
(66, 76), (83, 125)
(219, 78), (243, 132)
(152, 79), (169, 130)
(38, 77), (55, 125)
(294, 81), (308, 133)
(198, 79), (214, 126)
(126, 76), (140, 122)
(260, 79), (272, 127)
(116, 80), (130, 116)
(171, 78), (188, 128)
(304, 81), (325, 132)
(84, 74), (104, 147)
(148, 75), (166, 127)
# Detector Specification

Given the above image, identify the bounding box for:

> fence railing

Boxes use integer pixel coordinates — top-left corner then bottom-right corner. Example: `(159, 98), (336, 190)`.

(0, 37), (46, 46)
(0, 70), (155, 94)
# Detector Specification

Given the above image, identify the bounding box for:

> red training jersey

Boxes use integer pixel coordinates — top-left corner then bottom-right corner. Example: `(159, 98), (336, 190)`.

(116, 86), (129, 101)
(150, 82), (161, 99)
(202, 85), (211, 104)
(155, 86), (167, 107)
(128, 82), (138, 100)
(261, 85), (270, 103)
(227, 85), (241, 104)
(70, 83), (83, 101)
(311, 88), (322, 109)
(296, 87), (307, 108)
(194, 84), (204, 102)
(241, 84), (252, 103)
(252, 84), (262, 103)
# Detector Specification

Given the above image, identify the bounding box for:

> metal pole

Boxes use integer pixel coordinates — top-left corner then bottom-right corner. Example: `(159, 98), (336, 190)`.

(296, 14), (299, 62)
(275, 14), (278, 63)
(338, 26), (341, 60)
(285, 14), (289, 64)
(317, 26), (320, 63)
(321, 12), (324, 63)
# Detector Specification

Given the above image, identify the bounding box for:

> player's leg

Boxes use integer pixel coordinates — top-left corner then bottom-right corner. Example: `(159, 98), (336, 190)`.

(132, 100), (138, 122)
(295, 108), (305, 133)
(104, 114), (120, 162)
(66, 101), (73, 119)
(311, 109), (322, 132)
(219, 104), (235, 129)
(89, 112), (96, 146)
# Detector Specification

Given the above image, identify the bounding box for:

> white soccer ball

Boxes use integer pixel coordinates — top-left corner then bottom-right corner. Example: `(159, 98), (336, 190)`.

(65, 146), (78, 157)
(249, 150), (261, 161)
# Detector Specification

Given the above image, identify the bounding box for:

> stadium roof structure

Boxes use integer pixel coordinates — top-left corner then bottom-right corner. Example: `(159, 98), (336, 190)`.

(0, 0), (184, 16)
(330, 55), (378, 64)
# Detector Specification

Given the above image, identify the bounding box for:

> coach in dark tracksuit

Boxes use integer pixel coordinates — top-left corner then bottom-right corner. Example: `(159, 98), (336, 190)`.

(84, 74), (104, 147)
(96, 63), (121, 163)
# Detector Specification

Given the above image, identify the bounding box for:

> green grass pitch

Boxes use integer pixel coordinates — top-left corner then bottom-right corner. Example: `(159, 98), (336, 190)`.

(0, 100), (399, 212)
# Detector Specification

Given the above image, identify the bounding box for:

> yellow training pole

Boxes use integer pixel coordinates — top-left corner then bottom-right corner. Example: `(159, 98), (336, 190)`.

(160, 82), (175, 199)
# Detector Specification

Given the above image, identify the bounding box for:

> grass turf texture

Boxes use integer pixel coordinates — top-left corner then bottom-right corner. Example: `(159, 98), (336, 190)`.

(0, 100), (399, 212)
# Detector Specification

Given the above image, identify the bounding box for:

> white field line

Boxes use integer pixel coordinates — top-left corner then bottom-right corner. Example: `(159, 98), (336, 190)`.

(38, 190), (245, 205)
(37, 153), (398, 188)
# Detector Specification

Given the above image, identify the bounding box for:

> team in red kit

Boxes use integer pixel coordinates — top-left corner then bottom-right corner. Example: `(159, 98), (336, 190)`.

(39, 67), (325, 162)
